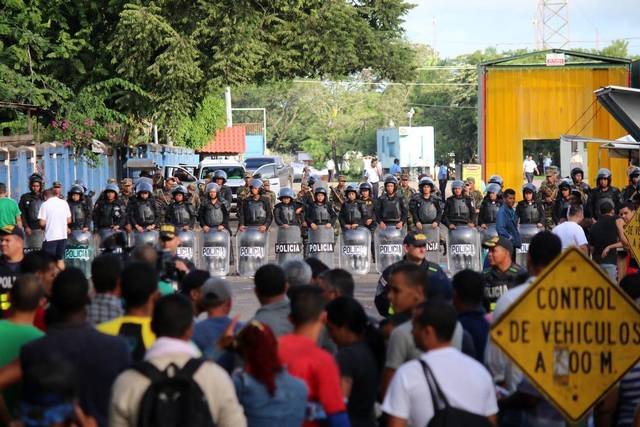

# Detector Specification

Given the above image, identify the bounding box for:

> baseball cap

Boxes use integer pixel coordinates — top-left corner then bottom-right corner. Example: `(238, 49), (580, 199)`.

(465, 177), (475, 183)
(0, 225), (25, 240)
(121, 178), (133, 186)
(403, 232), (427, 247)
(52, 181), (62, 188)
(244, 172), (252, 178)
(482, 235), (513, 253)
(200, 277), (232, 307)
(159, 224), (176, 240)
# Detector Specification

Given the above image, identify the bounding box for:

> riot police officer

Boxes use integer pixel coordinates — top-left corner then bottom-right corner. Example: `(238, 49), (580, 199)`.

(623, 166), (640, 202)
(587, 168), (622, 221)
(212, 170), (233, 205)
(238, 179), (272, 232)
(19, 173), (45, 241)
(305, 186), (337, 230)
(92, 183), (126, 231)
(359, 182), (376, 230)
(67, 185), (91, 232)
(570, 167), (590, 204)
(274, 187), (304, 228)
(478, 183), (501, 229)
(516, 183), (544, 227)
(442, 180), (477, 229)
(339, 185), (369, 229)
(374, 175), (407, 230)
(166, 185), (196, 231)
(553, 179), (574, 224)
(126, 181), (158, 233)
(410, 177), (441, 231)
(198, 182), (231, 232)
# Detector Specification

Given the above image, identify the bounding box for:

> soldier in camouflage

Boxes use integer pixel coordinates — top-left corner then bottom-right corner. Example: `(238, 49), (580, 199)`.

(236, 172), (253, 202)
(262, 179), (277, 208)
(465, 177), (483, 218)
(329, 175), (347, 214)
(538, 167), (558, 229)
(398, 174), (416, 231)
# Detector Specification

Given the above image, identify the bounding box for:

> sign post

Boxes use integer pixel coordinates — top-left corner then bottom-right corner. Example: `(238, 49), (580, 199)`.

(491, 247), (640, 422)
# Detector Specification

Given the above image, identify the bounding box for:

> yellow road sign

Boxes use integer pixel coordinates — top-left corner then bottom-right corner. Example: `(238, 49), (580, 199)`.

(624, 212), (640, 265)
(491, 247), (640, 422)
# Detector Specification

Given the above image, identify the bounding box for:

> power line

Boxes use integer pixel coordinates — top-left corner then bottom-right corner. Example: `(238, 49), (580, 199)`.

(292, 80), (476, 87)
(408, 103), (476, 110)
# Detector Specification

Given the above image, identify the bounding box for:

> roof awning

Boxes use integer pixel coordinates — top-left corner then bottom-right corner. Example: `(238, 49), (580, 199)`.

(595, 86), (640, 141)
(123, 158), (158, 169)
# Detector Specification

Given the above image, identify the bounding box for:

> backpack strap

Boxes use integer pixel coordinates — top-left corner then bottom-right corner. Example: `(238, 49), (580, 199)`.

(177, 358), (206, 379)
(133, 361), (165, 384)
(419, 359), (450, 411)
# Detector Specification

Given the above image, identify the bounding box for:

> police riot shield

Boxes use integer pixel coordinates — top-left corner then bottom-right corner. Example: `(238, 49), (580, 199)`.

(275, 225), (303, 264)
(64, 230), (94, 278)
(374, 226), (405, 274)
(24, 230), (44, 253)
(97, 228), (126, 255)
(237, 227), (269, 277)
(423, 227), (441, 264)
(447, 226), (481, 275)
(133, 230), (159, 248)
(176, 230), (199, 264)
(340, 226), (371, 275)
(516, 224), (541, 267)
(202, 229), (230, 277)
(308, 226), (336, 268)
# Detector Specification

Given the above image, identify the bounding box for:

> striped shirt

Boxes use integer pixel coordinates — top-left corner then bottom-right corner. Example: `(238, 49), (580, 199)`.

(617, 363), (640, 427)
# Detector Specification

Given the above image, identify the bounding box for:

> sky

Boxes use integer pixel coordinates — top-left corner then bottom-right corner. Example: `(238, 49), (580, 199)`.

(403, 0), (640, 59)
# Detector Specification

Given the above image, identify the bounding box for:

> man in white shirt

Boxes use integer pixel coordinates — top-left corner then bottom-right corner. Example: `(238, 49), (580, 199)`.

(38, 188), (71, 269)
(522, 155), (539, 184)
(382, 300), (498, 427)
(551, 204), (588, 253)
(365, 158), (382, 198)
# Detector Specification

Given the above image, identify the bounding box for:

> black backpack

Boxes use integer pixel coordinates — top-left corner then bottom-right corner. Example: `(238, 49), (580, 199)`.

(419, 360), (492, 427)
(134, 358), (216, 427)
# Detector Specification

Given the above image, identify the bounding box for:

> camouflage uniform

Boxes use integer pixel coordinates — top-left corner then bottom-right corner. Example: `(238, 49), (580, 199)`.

(237, 185), (251, 202)
(538, 180), (558, 230)
(265, 190), (277, 208)
(329, 185), (346, 213)
(154, 188), (173, 224)
(398, 184), (417, 231)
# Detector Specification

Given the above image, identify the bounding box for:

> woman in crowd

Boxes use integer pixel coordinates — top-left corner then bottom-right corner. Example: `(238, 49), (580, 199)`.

(232, 321), (307, 427)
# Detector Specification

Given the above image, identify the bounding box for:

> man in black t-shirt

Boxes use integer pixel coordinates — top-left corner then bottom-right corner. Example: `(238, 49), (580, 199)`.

(589, 202), (619, 281)
(0, 225), (25, 316)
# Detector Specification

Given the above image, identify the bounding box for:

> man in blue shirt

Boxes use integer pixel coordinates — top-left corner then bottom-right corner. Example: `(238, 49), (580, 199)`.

(390, 158), (402, 176)
(496, 188), (521, 261)
(436, 161), (448, 200)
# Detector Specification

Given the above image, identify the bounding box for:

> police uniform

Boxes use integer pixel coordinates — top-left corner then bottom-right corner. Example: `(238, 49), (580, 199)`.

(442, 195), (476, 227)
(19, 189), (44, 232)
(166, 200), (196, 229)
(127, 194), (159, 230)
(374, 233), (447, 317)
(478, 197), (501, 227)
(198, 197), (230, 231)
(92, 195), (126, 230)
(0, 226), (24, 317)
(238, 195), (273, 228)
(516, 199), (544, 225)
(339, 198), (369, 228)
(481, 236), (526, 311)
(68, 197), (92, 231)
(274, 200), (304, 227)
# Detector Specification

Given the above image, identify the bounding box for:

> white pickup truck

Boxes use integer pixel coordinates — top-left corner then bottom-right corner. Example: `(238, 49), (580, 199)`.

(244, 156), (294, 194)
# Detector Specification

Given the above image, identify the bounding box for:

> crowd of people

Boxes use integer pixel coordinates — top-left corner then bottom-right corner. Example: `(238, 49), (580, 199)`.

(0, 162), (639, 426)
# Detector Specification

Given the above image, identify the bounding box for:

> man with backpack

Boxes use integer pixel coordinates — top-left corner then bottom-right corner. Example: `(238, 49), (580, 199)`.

(109, 293), (246, 427)
(382, 300), (497, 427)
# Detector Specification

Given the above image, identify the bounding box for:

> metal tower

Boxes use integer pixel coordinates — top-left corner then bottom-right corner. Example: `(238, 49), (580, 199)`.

(535, 1), (570, 49)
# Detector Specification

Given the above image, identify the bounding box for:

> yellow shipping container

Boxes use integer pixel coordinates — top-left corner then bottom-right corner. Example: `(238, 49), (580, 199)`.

(479, 51), (631, 191)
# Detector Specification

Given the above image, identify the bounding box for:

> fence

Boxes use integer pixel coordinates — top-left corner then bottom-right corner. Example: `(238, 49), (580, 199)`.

(0, 142), (198, 201)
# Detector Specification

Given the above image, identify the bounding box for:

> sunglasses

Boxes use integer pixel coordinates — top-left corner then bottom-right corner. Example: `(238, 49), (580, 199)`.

(402, 178), (409, 181)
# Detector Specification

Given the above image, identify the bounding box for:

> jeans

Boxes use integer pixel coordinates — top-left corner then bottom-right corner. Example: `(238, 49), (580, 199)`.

(371, 182), (379, 199)
(525, 172), (534, 183)
(599, 263), (617, 282)
(438, 179), (447, 199)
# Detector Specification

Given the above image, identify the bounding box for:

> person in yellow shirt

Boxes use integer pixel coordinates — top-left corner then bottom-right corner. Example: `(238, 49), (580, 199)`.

(98, 262), (159, 361)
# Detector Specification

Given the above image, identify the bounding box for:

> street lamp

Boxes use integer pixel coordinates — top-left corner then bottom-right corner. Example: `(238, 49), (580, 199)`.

(407, 108), (415, 127)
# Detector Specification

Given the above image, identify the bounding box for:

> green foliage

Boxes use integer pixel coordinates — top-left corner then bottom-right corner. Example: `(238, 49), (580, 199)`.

(174, 92), (226, 149)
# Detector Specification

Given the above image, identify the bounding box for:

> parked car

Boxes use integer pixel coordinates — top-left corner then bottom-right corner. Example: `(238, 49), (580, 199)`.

(198, 159), (246, 205)
(292, 161), (305, 182)
(244, 156), (294, 188)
